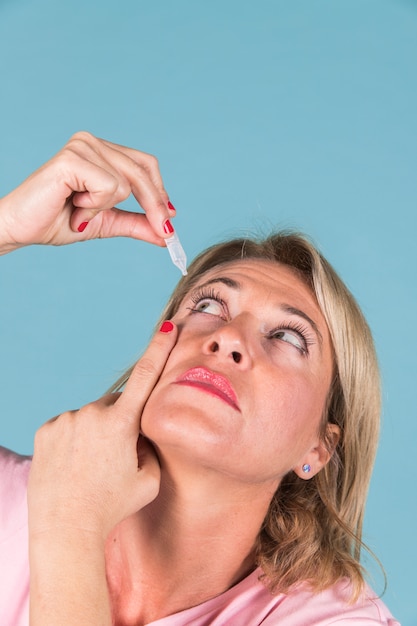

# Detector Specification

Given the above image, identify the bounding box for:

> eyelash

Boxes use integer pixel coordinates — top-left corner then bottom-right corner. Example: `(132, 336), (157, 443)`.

(267, 321), (314, 355)
(187, 287), (314, 355)
(188, 287), (228, 318)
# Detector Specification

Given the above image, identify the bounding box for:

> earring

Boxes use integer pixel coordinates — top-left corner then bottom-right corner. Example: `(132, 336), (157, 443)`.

(302, 463), (311, 473)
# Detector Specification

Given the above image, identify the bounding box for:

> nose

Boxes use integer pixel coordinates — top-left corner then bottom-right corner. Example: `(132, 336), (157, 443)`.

(202, 318), (252, 368)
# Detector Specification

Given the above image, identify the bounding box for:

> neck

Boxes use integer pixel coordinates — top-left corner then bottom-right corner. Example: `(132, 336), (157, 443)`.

(106, 457), (278, 625)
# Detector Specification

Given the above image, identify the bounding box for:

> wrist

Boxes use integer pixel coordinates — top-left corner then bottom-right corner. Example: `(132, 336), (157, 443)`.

(29, 511), (110, 546)
(29, 528), (107, 589)
(0, 194), (20, 255)
(28, 488), (115, 541)
(30, 525), (106, 547)
(29, 529), (111, 625)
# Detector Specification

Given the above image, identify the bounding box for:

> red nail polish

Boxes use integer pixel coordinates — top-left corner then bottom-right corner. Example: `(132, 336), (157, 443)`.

(168, 201), (176, 212)
(78, 221), (89, 233)
(163, 219), (174, 235)
(159, 320), (174, 333)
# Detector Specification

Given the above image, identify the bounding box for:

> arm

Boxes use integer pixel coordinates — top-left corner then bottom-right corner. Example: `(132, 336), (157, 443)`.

(0, 131), (175, 255)
(28, 321), (178, 625)
(2, 132), (177, 622)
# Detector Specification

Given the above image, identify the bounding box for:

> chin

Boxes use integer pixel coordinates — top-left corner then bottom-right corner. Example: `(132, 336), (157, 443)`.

(141, 400), (233, 464)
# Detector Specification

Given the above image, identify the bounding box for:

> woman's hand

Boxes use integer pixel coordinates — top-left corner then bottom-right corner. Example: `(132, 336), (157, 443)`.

(28, 320), (178, 540)
(28, 321), (177, 626)
(0, 131), (175, 255)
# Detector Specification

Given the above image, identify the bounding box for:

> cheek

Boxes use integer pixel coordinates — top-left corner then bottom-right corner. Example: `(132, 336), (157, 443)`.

(140, 383), (184, 444)
(256, 374), (327, 441)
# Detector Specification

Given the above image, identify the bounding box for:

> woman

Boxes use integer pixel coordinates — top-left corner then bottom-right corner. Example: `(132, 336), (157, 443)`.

(0, 133), (399, 625)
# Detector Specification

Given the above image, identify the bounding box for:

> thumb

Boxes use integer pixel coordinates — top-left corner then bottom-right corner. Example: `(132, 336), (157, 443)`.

(70, 206), (167, 245)
(117, 320), (178, 417)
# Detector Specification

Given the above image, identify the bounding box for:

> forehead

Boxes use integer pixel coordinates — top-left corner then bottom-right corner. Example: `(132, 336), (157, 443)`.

(193, 259), (315, 304)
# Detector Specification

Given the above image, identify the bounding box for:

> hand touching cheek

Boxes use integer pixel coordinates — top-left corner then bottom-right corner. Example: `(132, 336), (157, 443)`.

(28, 320), (178, 541)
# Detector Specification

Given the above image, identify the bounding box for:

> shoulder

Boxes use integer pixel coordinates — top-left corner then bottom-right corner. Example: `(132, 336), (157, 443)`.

(0, 447), (31, 625)
(172, 569), (399, 626)
(0, 446), (31, 540)
(0, 445), (31, 493)
(261, 578), (400, 625)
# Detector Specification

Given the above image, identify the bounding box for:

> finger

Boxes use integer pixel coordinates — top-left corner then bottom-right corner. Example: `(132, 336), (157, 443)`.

(90, 138), (175, 239)
(117, 320), (178, 418)
(99, 392), (122, 406)
(58, 158), (130, 234)
(42, 394), (119, 427)
(43, 409), (78, 425)
(70, 188), (171, 241)
(69, 134), (173, 238)
(136, 435), (160, 470)
(99, 139), (169, 201)
(69, 156), (173, 240)
(126, 169), (172, 241)
(70, 207), (167, 245)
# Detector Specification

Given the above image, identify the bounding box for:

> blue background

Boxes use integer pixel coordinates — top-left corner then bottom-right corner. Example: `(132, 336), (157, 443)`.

(0, 1), (415, 623)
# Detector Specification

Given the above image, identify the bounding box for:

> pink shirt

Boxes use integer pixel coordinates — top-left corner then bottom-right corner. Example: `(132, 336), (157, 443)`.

(0, 447), (399, 625)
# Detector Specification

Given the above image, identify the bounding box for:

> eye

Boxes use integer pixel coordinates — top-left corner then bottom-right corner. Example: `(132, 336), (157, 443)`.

(187, 287), (228, 319)
(192, 298), (224, 316)
(268, 322), (313, 355)
(271, 329), (305, 351)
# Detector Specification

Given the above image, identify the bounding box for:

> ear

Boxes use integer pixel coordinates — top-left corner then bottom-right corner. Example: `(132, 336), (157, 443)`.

(294, 423), (340, 480)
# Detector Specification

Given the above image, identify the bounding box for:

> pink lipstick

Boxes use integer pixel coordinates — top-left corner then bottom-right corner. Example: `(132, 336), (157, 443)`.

(175, 367), (240, 411)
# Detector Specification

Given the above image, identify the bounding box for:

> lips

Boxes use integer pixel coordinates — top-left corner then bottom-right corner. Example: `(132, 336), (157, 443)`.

(175, 367), (240, 411)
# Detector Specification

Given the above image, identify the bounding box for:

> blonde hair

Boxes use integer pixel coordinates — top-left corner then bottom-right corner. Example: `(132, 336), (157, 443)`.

(112, 231), (381, 600)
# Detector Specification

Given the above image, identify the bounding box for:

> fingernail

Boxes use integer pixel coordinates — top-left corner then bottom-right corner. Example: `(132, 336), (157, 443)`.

(168, 201), (176, 212)
(159, 320), (174, 333)
(78, 221), (89, 233)
(163, 219), (174, 235)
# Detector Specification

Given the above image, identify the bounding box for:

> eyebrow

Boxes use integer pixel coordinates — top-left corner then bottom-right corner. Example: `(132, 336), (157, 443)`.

(197, 276), (241, 290)
(280, 304), (323, 346)
(193, 276), (323, 346)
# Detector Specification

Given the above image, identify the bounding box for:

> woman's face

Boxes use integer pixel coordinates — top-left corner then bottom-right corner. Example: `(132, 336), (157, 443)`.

(141, 259), (334, 486)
